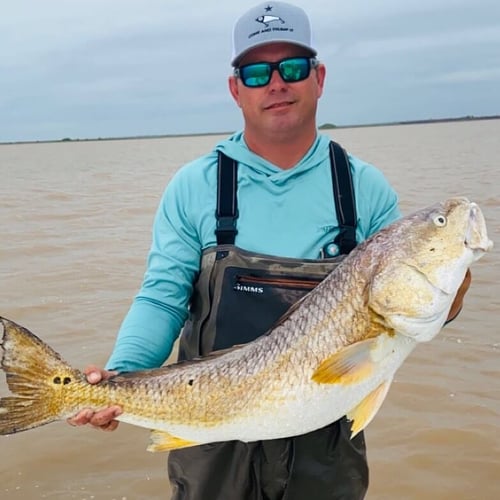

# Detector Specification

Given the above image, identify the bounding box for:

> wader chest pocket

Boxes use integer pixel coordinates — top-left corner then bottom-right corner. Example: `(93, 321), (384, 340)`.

(213, 267), (323, 351)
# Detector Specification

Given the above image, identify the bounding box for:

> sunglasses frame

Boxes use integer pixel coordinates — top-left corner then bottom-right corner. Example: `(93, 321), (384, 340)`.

(234, 57), (319, 88)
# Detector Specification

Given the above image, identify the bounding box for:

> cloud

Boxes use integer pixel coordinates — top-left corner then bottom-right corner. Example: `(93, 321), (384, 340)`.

(1, 0), (499, 141)
(425, 68), (500, 84)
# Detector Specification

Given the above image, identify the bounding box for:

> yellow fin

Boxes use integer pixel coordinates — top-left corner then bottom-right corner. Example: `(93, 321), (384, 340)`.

(347, 380), (392, 437)
(0, 317), (82, 435)
(147, 430), (199, 452)
(312, 338), (377, 385)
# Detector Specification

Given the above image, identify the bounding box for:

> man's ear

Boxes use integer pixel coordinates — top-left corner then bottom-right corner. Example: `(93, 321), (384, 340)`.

(228, 76), (241, 107)
(315, 63), (326, 98)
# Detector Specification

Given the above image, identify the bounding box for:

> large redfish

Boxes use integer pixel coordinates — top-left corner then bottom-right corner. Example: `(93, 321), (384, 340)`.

(0, 197), (492, 452)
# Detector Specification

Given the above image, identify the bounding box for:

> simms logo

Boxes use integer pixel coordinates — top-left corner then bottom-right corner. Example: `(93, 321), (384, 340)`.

(234, 283), (264, 294)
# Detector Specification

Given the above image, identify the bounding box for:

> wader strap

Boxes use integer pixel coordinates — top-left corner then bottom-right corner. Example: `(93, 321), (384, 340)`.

(329, 141), (357, 254)
(215, 151), (238, 245)
(216, 141), (357, 252)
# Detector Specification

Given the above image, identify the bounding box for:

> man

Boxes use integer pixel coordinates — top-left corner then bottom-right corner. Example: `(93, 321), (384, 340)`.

(69, 2), (470, 499)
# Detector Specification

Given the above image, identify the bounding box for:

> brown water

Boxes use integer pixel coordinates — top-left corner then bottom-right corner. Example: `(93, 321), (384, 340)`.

(1, 120), (499, 499)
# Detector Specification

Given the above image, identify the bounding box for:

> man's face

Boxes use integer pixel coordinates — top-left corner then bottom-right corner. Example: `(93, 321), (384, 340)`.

(229, 42), (326, 139)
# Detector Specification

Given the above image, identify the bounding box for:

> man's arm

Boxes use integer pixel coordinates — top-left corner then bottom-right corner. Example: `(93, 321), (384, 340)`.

(67, 163), (206, 430)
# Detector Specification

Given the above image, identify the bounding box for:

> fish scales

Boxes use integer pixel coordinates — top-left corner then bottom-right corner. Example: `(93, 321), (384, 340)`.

(112, 261), (372, 427)
(0, 197), (492, 451)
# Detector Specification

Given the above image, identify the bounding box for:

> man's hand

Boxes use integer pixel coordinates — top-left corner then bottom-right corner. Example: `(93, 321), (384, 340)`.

(67, 365), (122, 431)
(446, 269), (472, 323)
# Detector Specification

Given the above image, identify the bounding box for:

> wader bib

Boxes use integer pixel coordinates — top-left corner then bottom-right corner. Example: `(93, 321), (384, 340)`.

(168, 142), (368, 500)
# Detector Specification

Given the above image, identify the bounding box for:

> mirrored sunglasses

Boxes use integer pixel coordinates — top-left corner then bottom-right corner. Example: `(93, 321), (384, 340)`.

(234, 57), (319, 88)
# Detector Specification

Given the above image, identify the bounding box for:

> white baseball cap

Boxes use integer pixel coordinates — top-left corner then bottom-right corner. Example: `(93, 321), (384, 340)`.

(231, 2), (317, 66)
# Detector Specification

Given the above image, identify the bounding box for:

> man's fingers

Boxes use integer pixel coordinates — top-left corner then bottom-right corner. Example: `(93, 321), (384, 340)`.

(67, 409), (94, 426)
(446, 269), (472, 323)
(98, 420), (120, 432)
(89, 406), (122, 427)
(66, 366), (122, 431)
(66, 406), (122, 431)
(82, 365), (118, 384)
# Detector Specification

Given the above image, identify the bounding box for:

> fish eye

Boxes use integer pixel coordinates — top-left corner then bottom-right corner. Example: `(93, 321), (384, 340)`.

(433, 215), (447, 227)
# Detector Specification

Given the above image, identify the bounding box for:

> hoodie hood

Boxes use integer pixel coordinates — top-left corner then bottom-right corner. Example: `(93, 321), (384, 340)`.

(214, 132), (332, 184)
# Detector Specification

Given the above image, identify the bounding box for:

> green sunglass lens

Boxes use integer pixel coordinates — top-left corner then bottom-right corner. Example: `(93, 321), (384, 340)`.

(279, 59), (309, 82)
(238, 58), (313, 87)
(241, 64), (271, 87)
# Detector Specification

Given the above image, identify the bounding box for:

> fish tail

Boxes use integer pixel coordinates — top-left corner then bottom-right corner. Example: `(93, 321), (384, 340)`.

(0, 317), (83, 435)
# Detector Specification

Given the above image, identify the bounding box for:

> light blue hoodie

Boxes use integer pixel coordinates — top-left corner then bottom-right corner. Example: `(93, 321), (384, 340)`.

(106, 132), (400, 372)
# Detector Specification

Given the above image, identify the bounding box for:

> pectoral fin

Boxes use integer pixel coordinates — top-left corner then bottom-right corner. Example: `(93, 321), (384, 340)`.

(347, 380), (392, 437)
(312, 338), (377, 385)
(147, 430), (199, 452)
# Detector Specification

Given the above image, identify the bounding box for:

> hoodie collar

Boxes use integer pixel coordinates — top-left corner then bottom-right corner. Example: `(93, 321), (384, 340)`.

(215, 131), (331, 180)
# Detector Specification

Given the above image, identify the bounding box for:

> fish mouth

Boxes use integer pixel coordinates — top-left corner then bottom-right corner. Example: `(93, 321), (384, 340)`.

(465, 203), (493, 255)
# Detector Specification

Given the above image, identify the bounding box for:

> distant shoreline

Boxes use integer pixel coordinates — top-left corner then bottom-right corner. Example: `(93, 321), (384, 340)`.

(318, 114), (500, 130)
(2, 114), (499, 146)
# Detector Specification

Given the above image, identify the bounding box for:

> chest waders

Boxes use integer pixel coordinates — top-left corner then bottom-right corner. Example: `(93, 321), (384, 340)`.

(168, 142), (368, 500)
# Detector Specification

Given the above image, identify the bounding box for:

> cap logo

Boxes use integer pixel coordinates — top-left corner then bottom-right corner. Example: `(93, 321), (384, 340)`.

(232, 3), (315, 65)
(255, 15), (285, 28)
(248, 5), (293, 40)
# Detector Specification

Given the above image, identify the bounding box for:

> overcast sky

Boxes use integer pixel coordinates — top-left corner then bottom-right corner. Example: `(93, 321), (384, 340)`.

(1, 0), (499, 142)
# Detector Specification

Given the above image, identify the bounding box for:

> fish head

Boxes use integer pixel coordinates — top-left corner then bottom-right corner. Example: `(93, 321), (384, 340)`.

(368, 197), (492, 342)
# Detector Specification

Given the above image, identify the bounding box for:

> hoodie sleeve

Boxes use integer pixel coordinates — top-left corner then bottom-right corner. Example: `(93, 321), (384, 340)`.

(105, 167), (203, 372)
(350, 154), (401, 240)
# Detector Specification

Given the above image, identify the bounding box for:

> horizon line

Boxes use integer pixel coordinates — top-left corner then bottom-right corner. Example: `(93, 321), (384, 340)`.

(1, 114), (499, 146)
